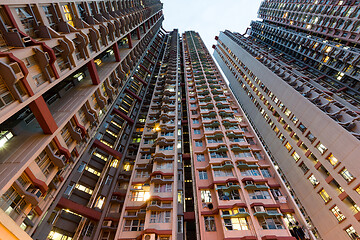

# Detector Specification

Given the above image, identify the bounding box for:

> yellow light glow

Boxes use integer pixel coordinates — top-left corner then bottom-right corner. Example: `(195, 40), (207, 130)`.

(153, 123), (161, 132)
(144, 192), (151, 201)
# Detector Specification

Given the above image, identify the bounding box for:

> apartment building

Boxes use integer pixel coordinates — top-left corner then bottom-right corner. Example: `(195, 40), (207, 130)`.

(180, 31), (307, 240)
(0, 0), (165, 239)
(0, 0), (348, 239)
(213, 1), (360, 240)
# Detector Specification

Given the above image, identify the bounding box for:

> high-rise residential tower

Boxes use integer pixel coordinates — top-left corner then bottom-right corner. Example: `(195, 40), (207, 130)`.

(213, 1), (360, 240)
(0, 0), (164, 239)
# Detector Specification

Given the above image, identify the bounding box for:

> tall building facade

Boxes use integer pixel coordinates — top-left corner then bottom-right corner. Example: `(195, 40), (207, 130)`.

(213, 1), (360, 240)
(0, 1), (330, 240)
(0, 0), (165, 239)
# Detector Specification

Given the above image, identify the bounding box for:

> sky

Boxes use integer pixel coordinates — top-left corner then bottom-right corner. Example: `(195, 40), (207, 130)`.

(161, 0), (262, 51)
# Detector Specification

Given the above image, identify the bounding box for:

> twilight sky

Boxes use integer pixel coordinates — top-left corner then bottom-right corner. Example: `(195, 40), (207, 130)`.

(161, 0), (262, 51)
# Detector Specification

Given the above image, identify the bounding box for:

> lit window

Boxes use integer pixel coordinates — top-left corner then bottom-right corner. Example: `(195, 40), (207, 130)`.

(315, 142), (327, 154)
(285, 142), (292, 151)
(308, 174), (319, 187)
(75, 184), (93, 195)
(330, 206), (346, 222)
(318, 189), (331, 203)
(95, 196), (105, 209)
(340, 168), (354, 183)
(326, 154), (339, 166)
(201, 190), (212, 203)
(291, 152), (300, 162)
(224, 217), (249, 230)
(345, 226), (360, 240)
(110, 159), (119, 168)
(0, 131), (14, 148)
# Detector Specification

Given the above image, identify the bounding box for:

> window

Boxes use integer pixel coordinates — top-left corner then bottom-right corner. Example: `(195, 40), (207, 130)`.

(192, 119), (199, 124)
(62, 4), (74, 27)
(154, 184), (172, 193)
(291, 115), (298, 124)
(199, 170), (208, 180)
(178, 216), (183, 233)
(204, 216), (216, 231)
(131, 191), (150, 201)
(299, 162), (309, 174)
(285, 142), (292, 151)
(356, 186), (360, 195)
(191, 104), (197, 108)
(224, 218), (249, 230)
(214, 169), (233, 177)
(308, 174), (319, 187)
(195, 141), (203, 147)
(297, 123), (307, 133)
(123, 219), (144, 231)
(95, 196), (105, 209)
(261, 169), (271, 178)
(197, 154), (205, 162)
(0, 186), (27, 220)
(278, 134), (285, 142)
(315, 142), (327, 154)
(234, 151), (252, 158)
(159, 145), (173, 151)
(241, 169), (260, 177)
(340, 168), (354, 183)
(156, 162), (173, 170)
(326, 154), (339, 166)
(141, 154), (151, 159)
(330, 206), (346, 222)
(191, 110), (198, 115)
(318, 189), (331, 203)
(257, 216), (284, 229)
(229, 137), (245, 142)
(249, 190), (271, 199)
(306, 132), (316, 143)
(210, 152), (228, 158)
(35, 150), (55, 177)
(270, 189), (282, 199)
(194, 129), (201, 134)
(150, 211), (171, 223)
(75, 184), (93, 195)
(201, 190), (212, 203)
(291, 151), (300, 162)
(345, 226), (360, 240)
(254, 152), (263, 160)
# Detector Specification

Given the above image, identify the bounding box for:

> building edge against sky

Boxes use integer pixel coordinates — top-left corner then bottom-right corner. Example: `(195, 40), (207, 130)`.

(213, 1), (360, 240)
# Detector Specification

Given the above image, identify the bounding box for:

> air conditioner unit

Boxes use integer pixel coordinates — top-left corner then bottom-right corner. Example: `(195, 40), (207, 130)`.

(143, 234), (155, 240)
(245, 180), (254, 185)
(254, 206), (265, 213)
